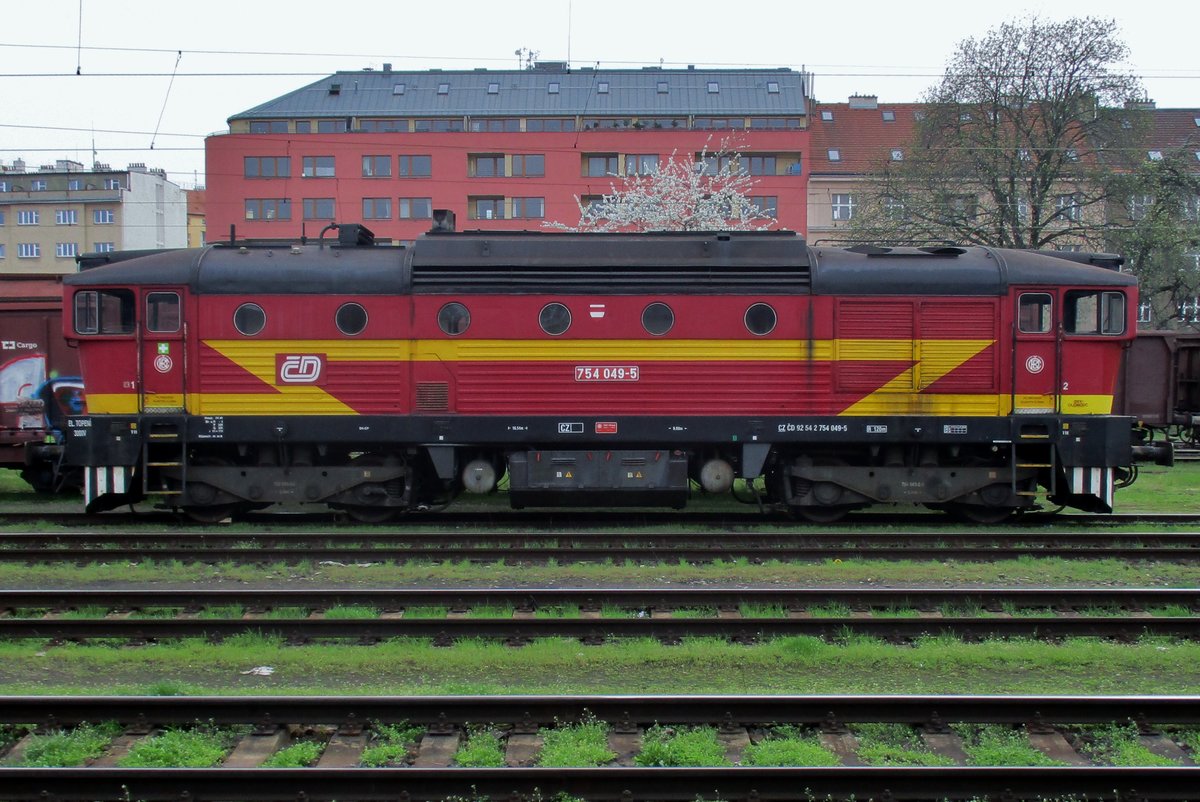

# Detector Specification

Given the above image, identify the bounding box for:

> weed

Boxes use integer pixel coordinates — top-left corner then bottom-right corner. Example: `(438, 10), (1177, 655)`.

(851, 723), (956, 766)
(117, 728), (237, 767)
(537, 717), (615, 767)
(11, 722), (122, 767)
(454, 728), (505, 768)
(260, 741), (322, 768)
(1074, 723), (1181, 766)
(952, 724), (1065, 767)
(360, 721), (425, 767)
(635, 725), (729, 767)
(742, 726), (838, 766)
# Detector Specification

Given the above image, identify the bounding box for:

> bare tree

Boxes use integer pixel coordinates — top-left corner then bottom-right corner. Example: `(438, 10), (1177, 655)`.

(545, 144), (776, 232)
(850, 16), (1145, 249)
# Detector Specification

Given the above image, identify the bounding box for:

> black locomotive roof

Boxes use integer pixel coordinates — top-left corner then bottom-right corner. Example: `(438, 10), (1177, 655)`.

(64, 231), (1136, 296)
(66, 244), (407, 294)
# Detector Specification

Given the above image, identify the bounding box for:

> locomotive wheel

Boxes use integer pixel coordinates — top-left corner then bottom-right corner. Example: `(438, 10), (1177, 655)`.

(946, 503), (1014, 525)
(791, 504), (851, 524)
(344, 505), (398, 524)
(180, 503), (241, 524)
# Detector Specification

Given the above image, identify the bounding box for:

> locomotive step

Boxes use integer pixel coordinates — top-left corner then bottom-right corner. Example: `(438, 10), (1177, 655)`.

(1017, 463), (1054, 468)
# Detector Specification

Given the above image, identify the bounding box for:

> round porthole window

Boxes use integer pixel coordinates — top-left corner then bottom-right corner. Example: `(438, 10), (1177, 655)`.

(539, 302), (572, 336)
(336, 303), (368, 336)
(437, 302), (470, 336)
(744, 303), (777, 336)
(233, 303), (266, 336)
(641, 302), (675, 336)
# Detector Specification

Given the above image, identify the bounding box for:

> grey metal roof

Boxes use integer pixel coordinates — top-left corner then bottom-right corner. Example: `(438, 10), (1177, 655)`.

(229, 67), (808, 122)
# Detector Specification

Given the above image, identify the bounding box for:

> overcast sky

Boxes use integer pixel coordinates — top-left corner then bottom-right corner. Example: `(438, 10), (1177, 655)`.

(2, 0), (1197, 189)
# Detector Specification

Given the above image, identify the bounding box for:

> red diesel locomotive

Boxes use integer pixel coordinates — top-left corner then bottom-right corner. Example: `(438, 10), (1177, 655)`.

(61, 222), (1164, 522)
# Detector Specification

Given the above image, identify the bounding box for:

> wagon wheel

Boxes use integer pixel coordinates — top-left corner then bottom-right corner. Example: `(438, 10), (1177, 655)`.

(945, 503), (1014, 525)
(343, 505), (398, 524)
(791, 504), (851, 524)
(178, 456), (244, 523)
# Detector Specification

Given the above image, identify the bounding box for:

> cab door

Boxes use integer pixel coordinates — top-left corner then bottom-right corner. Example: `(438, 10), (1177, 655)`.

(1012, 290), (1059, 414)
(139, 290), (185, 412)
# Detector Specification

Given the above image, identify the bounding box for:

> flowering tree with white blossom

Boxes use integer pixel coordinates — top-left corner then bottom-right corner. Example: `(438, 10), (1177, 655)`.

(545, 144), (777, 232)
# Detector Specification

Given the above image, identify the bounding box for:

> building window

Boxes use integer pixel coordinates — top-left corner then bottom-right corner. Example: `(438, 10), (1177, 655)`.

(767, 81), (780, 94)
(584, 154), (619, 177)
(625, 154), (659, 175)
(827, 149), (841, 162)
(302, 156), (336, 178)
(94, 242), (115, 253)
(656, 81), (669, 94)
(295, 121), (312, 133)
(485, 82), (499, 94)
(362, 155), (392, 178)
(360, 118), (409, 132)
(249, 120), (288, 133)
(526, 117), (576, 132)
(1128, 194), (1154, 221)
(55, 242), (78, 258)
(17, 243), (40, 258)
(0, 244), (4, 259)
(469, 154), (505, 177)
(1137, 301), (1153, 325)
(398, 155), (432, 177)
(55, 209), (78, 225)
(393, 83), (406, 95)
(316, 119), (347, 133)
(17, 210), (40, 225)
(742, 155), (777, 176)
(244, 156), (290, 178)
(821, 110), (834, 121)
(103, 178), (121, 190)
(0, 181), (7, 192)
(884, 196), (907, 220)
(882, 110), (896, 121)
(580, 195), (604, 214)
(93, 209), (115, 224)
(31, 179), (47, 191)
(706, 81), (719, 94)
(413, 118), (464, 132)
(1055, 193), (1081, 222)
(547, 82), (560, 94)
(398, 198), (432, 219)
(597, 82), (609, 94)
(1149, 150), (1163, 161)
(1056, 244), (1082, 253)
(437, 83), (450, 95)
(469, 197), (505, 220)
(511, 154), (544, 177)
(831, 194), (856, 221)
(470, 118), (522, 132)
(302, 198), (336, 220)
(68, 179), (81, 190)
(891, 149), (904, 161)
(749, 196), (778, 216)
(362, 197), (392, 219)
(244, 198), (291, 220)
(0, 211), (4, 225)
(511, 197), (544, 219)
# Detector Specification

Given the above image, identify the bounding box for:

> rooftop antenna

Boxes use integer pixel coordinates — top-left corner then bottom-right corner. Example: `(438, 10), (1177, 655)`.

(567, 0), (572, 69)
(75, 0), (83, 75)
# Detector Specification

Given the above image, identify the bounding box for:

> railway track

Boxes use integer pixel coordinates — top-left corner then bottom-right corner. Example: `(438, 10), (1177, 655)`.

(3, 587), (1197, 642)
(0, 695), (1195, 800)
(0, 530), (1197, 563)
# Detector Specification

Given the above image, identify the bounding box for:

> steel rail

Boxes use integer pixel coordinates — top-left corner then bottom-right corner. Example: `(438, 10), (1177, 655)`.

(0, 544), (1195, 563)
(1, 615), (1196, 641)
(0, 693), (1196, 726)
(1, 766), (1197, 801)
(3, 510), (1200, 528)
(1, 586), (1197, 610)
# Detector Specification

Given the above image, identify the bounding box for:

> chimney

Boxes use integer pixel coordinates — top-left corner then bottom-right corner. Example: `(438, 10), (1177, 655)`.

(848, 95), (879, 109)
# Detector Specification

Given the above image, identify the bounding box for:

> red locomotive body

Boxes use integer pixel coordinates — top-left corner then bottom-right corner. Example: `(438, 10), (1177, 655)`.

(60, 225), (1157, 521)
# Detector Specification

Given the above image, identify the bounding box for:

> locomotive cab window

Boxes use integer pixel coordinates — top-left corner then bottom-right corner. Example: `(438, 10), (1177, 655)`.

(145, 292), (180, 333)
(1064, 290), (1125, 335)
(1018, 293), (1053, 334)
(73, 289), (135, 335)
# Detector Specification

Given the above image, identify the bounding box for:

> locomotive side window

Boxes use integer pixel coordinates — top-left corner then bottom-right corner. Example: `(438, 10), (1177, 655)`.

(744, 303), (777, 336)
(642, 302), (675, 336)
(438, 302), (470, 336)
(1064, 290), (1125, 335)
(73, 289), (134, 335)
(1018, 293), (1053, 334)
(234, 303), (266, 336)
(336, 302), (368, 336)
(145, 292), (180, 333)
(539, 302), (572, 336)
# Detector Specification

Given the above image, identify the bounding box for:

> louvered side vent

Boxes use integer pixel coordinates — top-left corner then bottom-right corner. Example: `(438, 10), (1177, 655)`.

(415, 382), (450, 411)
(411, 265), (810, 294)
